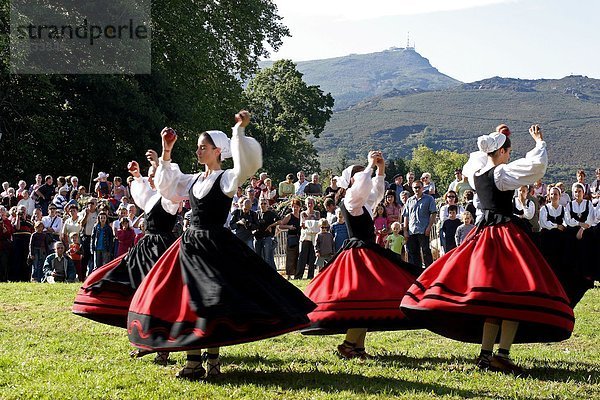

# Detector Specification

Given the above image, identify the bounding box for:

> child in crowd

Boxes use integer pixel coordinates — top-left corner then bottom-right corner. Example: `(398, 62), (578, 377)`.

(454, 211), (475, 247)
(330, 208), (349, 252)
(134, 219), (146, 245)
(28, 221), (52, 282)
(314, 218), (335, 272)
(373, 204), (388, 247)
(116, 217), (136, 257)
(440, 205), (462, 253)
(68, 232), (84, 282)
(385, 221), (405, 256)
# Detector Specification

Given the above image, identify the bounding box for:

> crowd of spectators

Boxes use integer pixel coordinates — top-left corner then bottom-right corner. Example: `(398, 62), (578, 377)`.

(1, 166), (598, 282)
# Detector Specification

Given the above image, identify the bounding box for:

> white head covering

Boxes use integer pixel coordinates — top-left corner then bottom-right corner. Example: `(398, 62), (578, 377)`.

(336, 165), (358, 189)
(477, 132), (507, 154)
(205, 130), (232, 159)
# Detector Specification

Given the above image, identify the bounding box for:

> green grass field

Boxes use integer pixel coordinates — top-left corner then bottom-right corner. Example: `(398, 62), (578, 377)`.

(0, 282), (598, 399)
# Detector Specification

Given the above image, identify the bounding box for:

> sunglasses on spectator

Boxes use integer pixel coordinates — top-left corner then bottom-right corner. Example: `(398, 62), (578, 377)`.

(412, 186), (422, 190)
(447, 195), (456, 198)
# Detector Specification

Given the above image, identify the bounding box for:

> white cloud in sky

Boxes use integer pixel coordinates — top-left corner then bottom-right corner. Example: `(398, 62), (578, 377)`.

(275, 0), (518, 21)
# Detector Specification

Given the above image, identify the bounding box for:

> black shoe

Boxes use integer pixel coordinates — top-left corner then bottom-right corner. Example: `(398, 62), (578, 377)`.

(490, 355), (524, 375)
(176, 364), (206, 381)
(475, 355), (491, 370)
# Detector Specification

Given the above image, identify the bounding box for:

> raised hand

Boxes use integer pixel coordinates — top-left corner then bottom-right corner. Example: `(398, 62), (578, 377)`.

(529, 124), (543, 142)
(235, 110), (251, 128)
(127, 161), (141, 178)
(161, 127), (177, 149)
(145, 149), (159, 167)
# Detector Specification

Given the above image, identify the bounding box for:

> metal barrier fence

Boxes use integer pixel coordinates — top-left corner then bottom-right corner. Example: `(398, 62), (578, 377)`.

(274, 229), (289, 272)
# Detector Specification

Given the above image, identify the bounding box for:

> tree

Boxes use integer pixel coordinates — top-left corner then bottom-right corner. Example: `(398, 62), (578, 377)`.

(242, 59), (334, 182)
(409, 145), (468, 194)
(0, 0), (289, 184)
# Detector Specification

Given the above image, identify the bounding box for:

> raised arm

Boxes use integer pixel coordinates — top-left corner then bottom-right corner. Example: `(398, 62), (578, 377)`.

(221, 112), (263, 197)
(345, 151), (385, 216)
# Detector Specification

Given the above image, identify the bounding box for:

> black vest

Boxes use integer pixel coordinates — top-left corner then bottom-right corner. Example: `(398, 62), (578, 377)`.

(473, 167), (514, 217)
(145, 197), (177, 234)
(568, 200), (590, 223)
(544, 204), (564, 225)
(188, 172), (232, 229)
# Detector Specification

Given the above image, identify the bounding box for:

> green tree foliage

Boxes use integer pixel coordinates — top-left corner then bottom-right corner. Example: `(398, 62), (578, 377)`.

(386, 158), (409, 181)
(409, 145), (468, 194)
(0, 0), (288, 185)
(243, 59), (334, 182)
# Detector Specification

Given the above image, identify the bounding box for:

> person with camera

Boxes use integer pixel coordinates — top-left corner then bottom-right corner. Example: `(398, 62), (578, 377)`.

(11, 205), (34, 281)
(229, 197), (258, 249)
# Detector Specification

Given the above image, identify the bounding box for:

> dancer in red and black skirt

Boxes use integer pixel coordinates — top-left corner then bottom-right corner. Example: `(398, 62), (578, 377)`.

(401, 125), (574, 374)
(73, 153), (179, 364)
(126, 111), (316, 380)
(302, 151), (421, 359)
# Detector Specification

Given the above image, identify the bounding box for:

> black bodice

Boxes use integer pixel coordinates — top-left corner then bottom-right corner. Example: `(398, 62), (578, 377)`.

(473, 167), (514, 217)
(568, 200), (590, 223)
(339, 202), (375, 242)
(188, 171), (232, 228)
(544, 205), (564, 225)
(145, 198), (178, 234)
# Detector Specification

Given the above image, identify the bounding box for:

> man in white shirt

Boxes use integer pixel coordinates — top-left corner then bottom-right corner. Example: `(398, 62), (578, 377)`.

(294, 171), (309, 196)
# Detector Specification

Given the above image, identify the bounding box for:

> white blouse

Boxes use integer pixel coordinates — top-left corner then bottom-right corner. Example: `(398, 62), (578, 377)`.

(463, 141), (548, 192)
(155, 126), (262, 202)
(130, 176), (179, 216)
(344, 168), (385, 218)
(539, 204), (565, 230)
(564, 199), (596, 227)
(513, 197), (535, 220)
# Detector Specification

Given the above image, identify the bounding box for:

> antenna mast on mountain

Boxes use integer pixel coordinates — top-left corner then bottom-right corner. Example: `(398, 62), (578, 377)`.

(406, 32), (415, 50)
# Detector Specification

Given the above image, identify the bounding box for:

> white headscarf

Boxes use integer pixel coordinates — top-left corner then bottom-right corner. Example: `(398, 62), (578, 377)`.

(336, 165), (357, 189)
(206, 130), (232, 159)
(477, 132), (507, 154)
(572, 182), (585, 194)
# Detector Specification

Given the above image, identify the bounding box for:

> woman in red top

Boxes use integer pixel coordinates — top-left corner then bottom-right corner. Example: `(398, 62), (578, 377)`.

(115, 218), (136, 257)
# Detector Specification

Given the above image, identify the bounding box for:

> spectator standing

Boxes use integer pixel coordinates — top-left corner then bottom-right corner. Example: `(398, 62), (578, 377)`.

(403, 172), (416, 197)
(259, 178), (278, 205)
(304, 173), (323, 196)
(79, 198), (98, 275)
(1, 188), (18, 209)
(91, 211), (114, 271)
(244, 186), (259, 212)
(440, 205), (462, 253)
(556, 182), (571, 206)
(421, 172), (436, 197)
(402, 180), (437, 268)
(532, 178), (547, 197)
(16, 180), (27, 199)
(35, 175), (55, 215)
(463, 190), (477, 221)
(294, 171), (309, 195)
(61, 205), (81, 245)
(513, 185), (535, 231)
(278, 174), (295, 199)
(455, 211), (475, 247)
(115, 217), (136, 257)
(296, 196), (320, 279)
(17, 190), (35, 217)
(388, 174), (405, 205)
(28, 221), (52, 282)
(323, 197), (338, 226)
(324, 176), (341, 200)
(112, 176), (127, 202)
(229, 198), (258, 249)
(448, 169), (473, 199)
(439, 190), (465, 224)
(253, 199), (280, 269)
(29, 174), (43, 194)
(95, 172), (112, 199)
(52, 187), (69, 212)
(41, 204), (63, 242)
(314, 218), (334, 272)
(42, 241), (75, 283)
(0, 207), (12, 281)
(67, 232), (84, 282)
(385, 221), (405, 256)
(0, 182), (9, 198)
(330, 208), (349, 252)
(575, 169), (592, 200)
(278, 198), (302, 279)
(373, 204), (388, 247)
(11, 206), (34, 281)
(383, 190), (402, 226)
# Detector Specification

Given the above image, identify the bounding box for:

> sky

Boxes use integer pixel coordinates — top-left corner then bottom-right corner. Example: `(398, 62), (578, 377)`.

(268, 0), (599, 83)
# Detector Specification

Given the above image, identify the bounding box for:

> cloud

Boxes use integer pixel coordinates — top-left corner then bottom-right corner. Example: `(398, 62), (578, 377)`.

(275, 0), (518, 21)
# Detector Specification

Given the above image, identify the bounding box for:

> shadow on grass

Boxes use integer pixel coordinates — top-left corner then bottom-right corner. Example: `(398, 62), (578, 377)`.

(209, 369), (482, 398)
(525, 361), (600, 384)
(375, 353), (474, 370)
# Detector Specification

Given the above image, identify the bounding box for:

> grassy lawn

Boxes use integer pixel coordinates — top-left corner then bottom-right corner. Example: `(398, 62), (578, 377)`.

(0, 282), (598, 399)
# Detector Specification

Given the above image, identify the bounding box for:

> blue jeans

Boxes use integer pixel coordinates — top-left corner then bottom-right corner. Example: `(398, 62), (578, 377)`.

(31, 248), (47, 282)
(406, 234), (433, 268)
(254, 236), (276, 270)
(93, 250), (112, 272)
